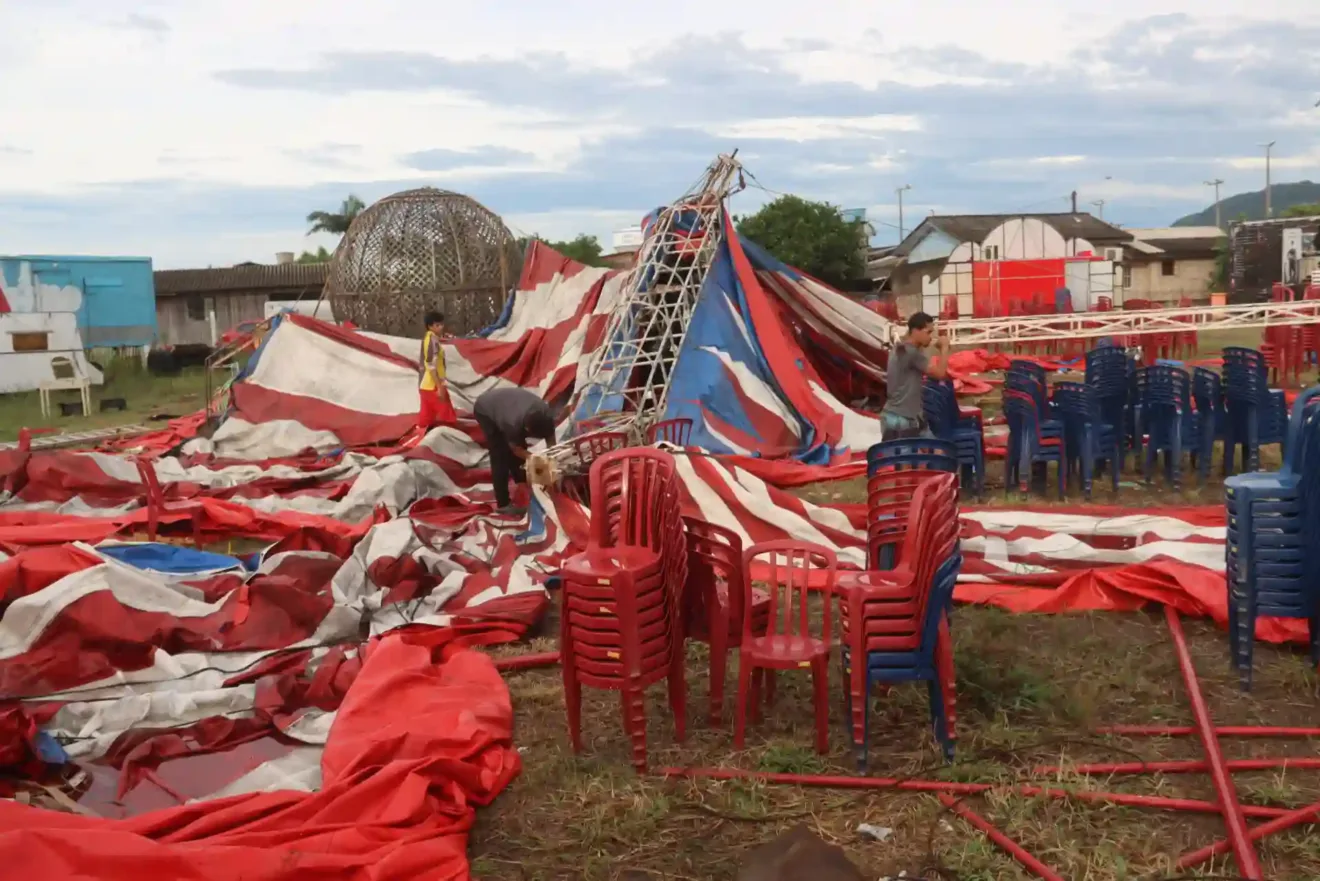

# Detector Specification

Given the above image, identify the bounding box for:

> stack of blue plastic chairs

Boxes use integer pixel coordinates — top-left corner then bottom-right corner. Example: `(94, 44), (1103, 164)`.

(1051, 381), (1121, 498)
(1133, 365), (1197, 489)
(1191, 367), (1226, 485)
(1003, 388), (1067, 499)
(1222, 346), (1289, 474)
(922, 379), (985, 497)
(1224, 386), (1320, 690)
(1083, 345), (1130, 461)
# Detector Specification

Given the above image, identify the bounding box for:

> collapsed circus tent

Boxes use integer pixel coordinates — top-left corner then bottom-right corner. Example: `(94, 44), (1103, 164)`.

(0, 168), (1286, 879)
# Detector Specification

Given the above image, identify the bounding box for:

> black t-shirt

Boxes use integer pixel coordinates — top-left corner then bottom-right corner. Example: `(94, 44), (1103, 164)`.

(474, 387), (555, 446)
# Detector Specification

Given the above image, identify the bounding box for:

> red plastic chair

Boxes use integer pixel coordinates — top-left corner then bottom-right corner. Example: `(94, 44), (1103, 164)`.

(681, 517), (770, 725)
(563, 430), (631, 504)
(645, 418), (693, 446)
(734, 540), (838, 754)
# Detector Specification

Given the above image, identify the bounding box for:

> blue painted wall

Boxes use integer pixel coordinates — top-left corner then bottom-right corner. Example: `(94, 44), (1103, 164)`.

(0, 255), (157, 348)
(907, 228), (962, 264)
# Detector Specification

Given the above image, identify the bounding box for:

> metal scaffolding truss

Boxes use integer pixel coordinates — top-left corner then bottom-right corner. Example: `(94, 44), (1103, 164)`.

(545, 153), (744, 467)
(944, 300), (1320, 346)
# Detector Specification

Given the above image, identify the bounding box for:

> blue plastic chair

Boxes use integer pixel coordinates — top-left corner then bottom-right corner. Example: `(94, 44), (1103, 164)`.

(923, 380), (985, 497)
(1133, 366), (1196, 489)
(1222, 347), (1288, 474)
(1224, 385), (1320, 689)
(866, 438), (959, 476)
(1052, 382), (1121, 498)
(1004, 389), (1066, 499)
(1191, 367), (1226, 485)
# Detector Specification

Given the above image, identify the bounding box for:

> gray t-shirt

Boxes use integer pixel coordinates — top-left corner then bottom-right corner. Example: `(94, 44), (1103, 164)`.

(883, 342), (929, 419)
(473, 387), (554, 446)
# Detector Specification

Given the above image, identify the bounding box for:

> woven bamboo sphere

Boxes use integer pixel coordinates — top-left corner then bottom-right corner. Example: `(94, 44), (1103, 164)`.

(326, 187), (523, 337)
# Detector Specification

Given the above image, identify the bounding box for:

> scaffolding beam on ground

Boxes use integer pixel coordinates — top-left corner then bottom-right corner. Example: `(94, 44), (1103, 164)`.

(943, 299), (1320, 346)
(544, 153), (745, 472)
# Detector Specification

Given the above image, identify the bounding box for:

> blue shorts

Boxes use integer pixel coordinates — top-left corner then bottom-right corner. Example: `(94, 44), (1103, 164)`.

(880, 411), (933, 440)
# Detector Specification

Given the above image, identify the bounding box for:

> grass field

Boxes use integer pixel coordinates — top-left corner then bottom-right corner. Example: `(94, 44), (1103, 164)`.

(0, 357), (210, 443)
(472, 611), (1320, 881)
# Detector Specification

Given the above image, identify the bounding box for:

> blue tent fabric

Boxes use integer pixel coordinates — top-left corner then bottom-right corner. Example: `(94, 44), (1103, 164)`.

(98, 543), (247, 574)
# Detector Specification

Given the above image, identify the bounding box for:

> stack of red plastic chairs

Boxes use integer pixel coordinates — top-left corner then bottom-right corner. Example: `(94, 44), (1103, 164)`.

(1261, 283), (1307, 386)
(558, 447), (687, 771)
(1303, 284), (1320, 368)
(837, 462), (961, 767)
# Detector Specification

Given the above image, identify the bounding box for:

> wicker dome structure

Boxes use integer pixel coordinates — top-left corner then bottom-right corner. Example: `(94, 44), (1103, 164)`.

(325, 188), (524, 337)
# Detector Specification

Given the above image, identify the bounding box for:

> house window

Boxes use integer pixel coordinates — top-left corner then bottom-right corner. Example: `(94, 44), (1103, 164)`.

(10, 331), (50, 352)
(983, 245), (1000, 260)
(1161, 260), (1176, 276)
(186, 294), (206, 321)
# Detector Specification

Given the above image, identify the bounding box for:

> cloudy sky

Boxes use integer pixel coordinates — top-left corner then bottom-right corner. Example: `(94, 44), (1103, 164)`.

(2, 2), (1318, 269)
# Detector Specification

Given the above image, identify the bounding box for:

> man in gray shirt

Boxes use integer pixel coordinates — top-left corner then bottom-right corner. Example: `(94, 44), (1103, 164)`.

(473, 387), (558, 516)
(881, 311), (949, 440)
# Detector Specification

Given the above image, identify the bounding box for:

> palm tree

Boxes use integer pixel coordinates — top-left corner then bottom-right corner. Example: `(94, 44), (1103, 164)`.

(306, 194), (366, 236)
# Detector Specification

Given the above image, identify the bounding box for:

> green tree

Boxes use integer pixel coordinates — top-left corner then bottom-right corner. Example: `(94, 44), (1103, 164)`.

(518, 233), (608, 267)
(306, 194), (366, 236)
(1281, 202), (1320, 218)
(297, 246), (333, 263)
(735, 195), (866, 287)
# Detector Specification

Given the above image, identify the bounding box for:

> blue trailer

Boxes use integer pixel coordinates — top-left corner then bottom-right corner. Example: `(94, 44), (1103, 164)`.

(0, 255), (158, 349)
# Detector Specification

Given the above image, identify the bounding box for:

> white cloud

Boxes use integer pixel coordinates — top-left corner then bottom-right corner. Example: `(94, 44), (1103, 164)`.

(714, 115), (921, 142)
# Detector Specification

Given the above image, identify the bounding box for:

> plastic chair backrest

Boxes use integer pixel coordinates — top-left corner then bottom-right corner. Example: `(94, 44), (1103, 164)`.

(588, 448), (678, 550)
(867, 438), (958, 475)
(1280, 385), (1320, 474)
(741, 540), (837, 644)
(1003, 389), (1045, 445)
(646, 418), (693, 446)
(1192, 367), (1222, 415)
(682, 515), (744, 629)
(1135, 365), (1191, 410)
(574, 431), (629, 466)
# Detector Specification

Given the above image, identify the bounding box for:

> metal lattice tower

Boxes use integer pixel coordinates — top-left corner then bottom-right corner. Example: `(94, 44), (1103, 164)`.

(550, 153), (745, 462)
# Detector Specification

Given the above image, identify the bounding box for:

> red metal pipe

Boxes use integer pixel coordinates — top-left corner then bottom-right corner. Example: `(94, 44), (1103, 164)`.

(1097, 724), (1320, 738)
(1176, 798), (1320, 870)
(1164, 606), (1262, 878)
(938, 794), (1065, 881)
(654, 768), (1289, 818)
(1033, 757), (1320, 776)
(494, 650), (560, 672)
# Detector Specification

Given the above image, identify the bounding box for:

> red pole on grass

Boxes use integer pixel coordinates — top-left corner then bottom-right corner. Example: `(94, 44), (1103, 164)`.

(654, 767), (1290, 818)
(1176, 798), (1320, 870)
(1096, 724), (1320, 738)
(494, 650), (560, 672)
(1164, 606), (1262, 879)
(1033, 757), (1320, 776)
(938, 794), (1065, 881)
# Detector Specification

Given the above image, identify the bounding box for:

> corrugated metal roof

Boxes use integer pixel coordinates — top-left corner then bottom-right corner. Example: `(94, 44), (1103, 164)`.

(154, 262), (329, 295)
(893, 212), (1132, 258)
(1128, 227), (1224, 259)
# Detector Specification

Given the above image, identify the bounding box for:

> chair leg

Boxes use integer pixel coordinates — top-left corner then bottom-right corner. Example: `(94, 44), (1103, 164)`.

(811, 656), (830, 755)
(622, 687), (648, 773)
(667, 641), (687, 743)
(708, 628), (728, 727)
(733, 654), (753, 749)
(936, 613), (958, 749)
(563, 664), (584, 753)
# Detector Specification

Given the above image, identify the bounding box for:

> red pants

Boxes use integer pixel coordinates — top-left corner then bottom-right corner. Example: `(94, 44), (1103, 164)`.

(418, 388), (457, 428)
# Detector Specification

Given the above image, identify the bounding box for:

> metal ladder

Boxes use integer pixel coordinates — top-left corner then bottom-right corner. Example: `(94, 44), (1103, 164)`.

(546, 153), (745, 468)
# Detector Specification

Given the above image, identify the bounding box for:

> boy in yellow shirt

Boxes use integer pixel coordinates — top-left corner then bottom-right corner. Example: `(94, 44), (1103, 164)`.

(418, 311), (456, 428)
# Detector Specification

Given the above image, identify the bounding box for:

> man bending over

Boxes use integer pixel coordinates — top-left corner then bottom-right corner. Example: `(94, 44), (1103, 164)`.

(472, 387), (558, 516)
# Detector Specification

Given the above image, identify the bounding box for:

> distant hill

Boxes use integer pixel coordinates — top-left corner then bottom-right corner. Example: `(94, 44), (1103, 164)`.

(1173, 181), (1320, 226)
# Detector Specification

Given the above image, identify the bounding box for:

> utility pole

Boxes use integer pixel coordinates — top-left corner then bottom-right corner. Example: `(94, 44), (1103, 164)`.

(1261, 141), (1276, 217)
(896, 184), (912, 240)
(1204, 178), (1225, 229)
(1091, 199), (1106, 220)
